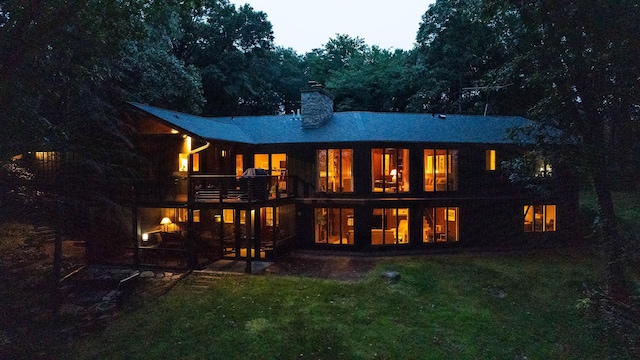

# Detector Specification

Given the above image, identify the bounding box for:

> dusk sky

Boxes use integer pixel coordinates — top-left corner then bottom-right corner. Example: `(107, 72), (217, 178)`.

(228, 0), (437, 53)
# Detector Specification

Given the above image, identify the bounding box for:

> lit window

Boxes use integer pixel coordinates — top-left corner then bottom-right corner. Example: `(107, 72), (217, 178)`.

(371, 208), (409, 245)
(256, 153), (288, 191)
(235, 154), (244, 177)
(178, 153), (189, 172)
(223, 209), (235, 223)
(486, 150), (496, 171)
(524, 205), (556, 232)
(34, 151), (60, 175)
(192, 153), (199, 172)
(317, 149), (353, 193)
(424, 149), (458, 191)
(423, 207), (459, 243)
(371, 148), (409, 193)
(315, 208), (354, 245)
(536, 160), (553, 177)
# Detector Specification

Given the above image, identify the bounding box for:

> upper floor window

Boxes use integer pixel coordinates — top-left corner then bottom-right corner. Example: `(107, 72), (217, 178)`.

(424, 149), (458, 191)
(317, 149), (353, 193)
(524, 205), (556, 232)
(371, 148), (409, 193)
(235, 154), (244, 177)
(256, 153), (287, 191)
(524, 151), (553, 177)
(255, 153), (286, 176)
(486, 150), (496, 171)
(178, 153), (199, 172)
(178, 136), (199, 172)
(535, 159), (553, 177)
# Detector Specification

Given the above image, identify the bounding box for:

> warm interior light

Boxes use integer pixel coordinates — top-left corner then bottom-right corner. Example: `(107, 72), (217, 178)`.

(161, 217), (172, 232)
(390, 169), (397, 181)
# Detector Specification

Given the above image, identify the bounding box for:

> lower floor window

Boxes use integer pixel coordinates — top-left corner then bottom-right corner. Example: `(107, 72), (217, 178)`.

(315, 208), (354, 245)
(423, 207), (458, 243)
(524, 205), (556, 232)
(371, 208), (409, 245)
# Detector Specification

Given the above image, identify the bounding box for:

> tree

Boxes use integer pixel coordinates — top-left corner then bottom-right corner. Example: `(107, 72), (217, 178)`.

(495, 0), (639, 298)
(305, 34), (411, 111)
(173, 0), (278, 115)
(0, 0), (152, 319)
(409, 0), (512, 114)
(117, 0), (205, 113)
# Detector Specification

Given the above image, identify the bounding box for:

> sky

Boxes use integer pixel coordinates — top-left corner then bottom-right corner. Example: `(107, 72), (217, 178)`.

(228, 0), (437, 54)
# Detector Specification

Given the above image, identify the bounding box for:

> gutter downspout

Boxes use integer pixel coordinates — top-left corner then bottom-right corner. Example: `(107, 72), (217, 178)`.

(189, 141), (210, 155)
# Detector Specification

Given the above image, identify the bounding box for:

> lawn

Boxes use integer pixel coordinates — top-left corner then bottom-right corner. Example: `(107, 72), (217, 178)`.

(70, 250), (606, 359)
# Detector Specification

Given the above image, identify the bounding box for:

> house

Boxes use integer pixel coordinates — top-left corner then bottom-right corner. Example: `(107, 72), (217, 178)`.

(123, 86), (578, 268)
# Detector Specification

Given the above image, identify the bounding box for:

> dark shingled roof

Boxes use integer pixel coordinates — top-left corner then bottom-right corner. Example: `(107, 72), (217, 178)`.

(130, 102), (535, 145)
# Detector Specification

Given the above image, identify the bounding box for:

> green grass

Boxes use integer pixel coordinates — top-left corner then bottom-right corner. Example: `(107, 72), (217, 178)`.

(580, 190), (640, 234)
(71, 250), (605, 359)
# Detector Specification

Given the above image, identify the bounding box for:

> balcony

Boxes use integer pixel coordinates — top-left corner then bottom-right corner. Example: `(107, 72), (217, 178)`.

(134, 170), (295, 205)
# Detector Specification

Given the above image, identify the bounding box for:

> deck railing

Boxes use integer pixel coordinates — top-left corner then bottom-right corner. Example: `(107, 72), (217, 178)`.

(133, 172), (296, 204)
(190, 173), (293, 203)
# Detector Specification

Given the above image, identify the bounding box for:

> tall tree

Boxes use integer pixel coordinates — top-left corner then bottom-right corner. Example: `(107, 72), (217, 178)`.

(0, 0), (150, 318)
(305, 34), (411, 111)
(487, 0), (640, 300)
(410, 0), (508, 114)
(174, 0), (277, 115)
(117, 0), (205, 113)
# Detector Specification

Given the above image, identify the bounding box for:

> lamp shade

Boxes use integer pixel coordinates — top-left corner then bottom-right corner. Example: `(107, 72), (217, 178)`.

(160, 217), (172, 225)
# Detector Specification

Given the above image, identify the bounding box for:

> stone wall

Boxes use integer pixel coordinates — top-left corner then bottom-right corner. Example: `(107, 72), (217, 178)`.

(301, 88), (334, 128)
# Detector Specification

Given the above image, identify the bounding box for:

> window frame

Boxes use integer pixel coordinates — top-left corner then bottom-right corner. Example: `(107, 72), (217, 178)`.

(486, 149), (496, 171)
(314, 208), (355, 245)
(423, 207), (459, 243)
(371, 207), (409, 245)
(371, 148), (410, 193)
(523, 205), (556, 232)
(424, 149), (458, 192)
(317, 148), (353, 193)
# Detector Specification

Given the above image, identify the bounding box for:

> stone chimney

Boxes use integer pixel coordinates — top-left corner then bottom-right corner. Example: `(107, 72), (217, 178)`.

(301, 84), (333, 128)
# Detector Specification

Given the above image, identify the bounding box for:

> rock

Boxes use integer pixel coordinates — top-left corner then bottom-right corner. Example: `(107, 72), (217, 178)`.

(139, 270), (155, 278)
(382, 271), (401, 282)
(484, 286), (507, 298)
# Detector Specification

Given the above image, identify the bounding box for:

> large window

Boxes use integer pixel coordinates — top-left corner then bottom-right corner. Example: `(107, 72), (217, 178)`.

(255, 153), (287, 191)
(424, 149), (458, 191)
(315, 208), (354, 245)
(371, 208), (409, 245)
(260, 206), (294, 249)
(423, 207), (459, 243)
(317, 149), (353, 193)
(524, 205), (556, 232)
(371, 148), (409, 192)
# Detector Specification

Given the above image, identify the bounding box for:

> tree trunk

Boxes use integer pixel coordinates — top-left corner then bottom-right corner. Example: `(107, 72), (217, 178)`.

(51, 201), (63, 323)
(591, 150), (630, 301)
